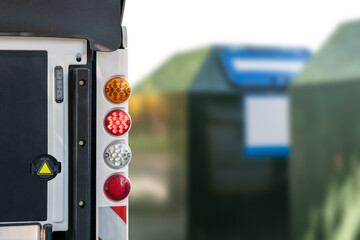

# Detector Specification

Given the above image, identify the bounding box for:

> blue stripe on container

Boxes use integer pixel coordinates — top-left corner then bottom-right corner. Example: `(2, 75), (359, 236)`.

(244, 146), (290, 158)
(220, 47), (311, 86)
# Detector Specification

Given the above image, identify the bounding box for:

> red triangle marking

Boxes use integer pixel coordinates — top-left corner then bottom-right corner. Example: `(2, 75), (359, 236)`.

(110, 206), (127, 224)
(99, 237), (102, 240)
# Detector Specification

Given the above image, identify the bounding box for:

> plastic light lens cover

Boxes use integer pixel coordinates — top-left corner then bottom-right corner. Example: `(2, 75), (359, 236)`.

(104, 142), (132, 169)
(104, 109), (131, 136)
(104, 174), (131, 201)
(104, 76), (131, 104)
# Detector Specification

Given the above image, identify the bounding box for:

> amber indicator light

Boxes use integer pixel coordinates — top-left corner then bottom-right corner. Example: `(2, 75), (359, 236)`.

(104, 76), (131, 104)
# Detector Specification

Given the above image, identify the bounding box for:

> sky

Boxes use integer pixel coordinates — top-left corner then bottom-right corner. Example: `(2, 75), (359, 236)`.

(124, 0), (360, 85)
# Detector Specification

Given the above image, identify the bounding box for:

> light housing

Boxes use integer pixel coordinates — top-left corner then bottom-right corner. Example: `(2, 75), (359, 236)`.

(104, 76), (131, 104)
(104, 142), (132, 169)
(104, 174), (131, 201)
(104, 109), (131, 136)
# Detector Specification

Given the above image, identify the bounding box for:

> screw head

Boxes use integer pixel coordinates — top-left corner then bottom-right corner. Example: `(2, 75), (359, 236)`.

(79, 140), (86, 146)
(79, 80), (86, 86)
(79, 201), (86, 208)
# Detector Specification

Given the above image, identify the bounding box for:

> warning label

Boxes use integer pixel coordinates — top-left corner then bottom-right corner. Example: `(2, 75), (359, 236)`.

(31, 154), (61, 181)
(37, 161), (53, 175)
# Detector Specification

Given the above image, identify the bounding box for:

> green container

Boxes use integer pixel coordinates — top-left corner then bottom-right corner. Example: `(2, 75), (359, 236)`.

(130, 46), (299, 240)
(291, 20), (360, 240)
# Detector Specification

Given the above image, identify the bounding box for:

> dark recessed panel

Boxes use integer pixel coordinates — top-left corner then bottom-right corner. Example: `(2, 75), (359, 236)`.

(0, 51), (48, 222)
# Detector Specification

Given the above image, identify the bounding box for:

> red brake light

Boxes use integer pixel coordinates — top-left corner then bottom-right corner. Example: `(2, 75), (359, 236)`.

(104, 174), (131, 201)
(104, 109), (131, 136)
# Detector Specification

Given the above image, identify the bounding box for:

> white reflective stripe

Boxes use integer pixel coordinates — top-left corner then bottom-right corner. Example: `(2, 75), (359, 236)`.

(232, 59), (305, 72)
(99, 207), (126, 240)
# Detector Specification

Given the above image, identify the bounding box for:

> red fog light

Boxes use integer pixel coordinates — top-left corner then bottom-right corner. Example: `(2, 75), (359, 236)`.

(104, 174), (131, 201)
(104, 109), (131, 136)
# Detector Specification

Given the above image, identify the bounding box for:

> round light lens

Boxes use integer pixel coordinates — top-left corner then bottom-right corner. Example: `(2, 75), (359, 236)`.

(104, 110), (131, 136)
(104, 142), (132, 169)
(104, 174), (131, 201)
(104, 76), (131, 104)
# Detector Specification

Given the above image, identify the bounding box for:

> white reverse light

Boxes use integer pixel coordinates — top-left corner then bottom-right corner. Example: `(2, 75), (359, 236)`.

(104, 142), (132, 169)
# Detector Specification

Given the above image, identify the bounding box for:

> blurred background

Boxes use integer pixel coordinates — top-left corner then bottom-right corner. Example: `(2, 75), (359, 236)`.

(123, 1), (360, 239)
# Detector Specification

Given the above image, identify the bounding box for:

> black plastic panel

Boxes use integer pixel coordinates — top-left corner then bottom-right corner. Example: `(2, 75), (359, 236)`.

(0, 0), (125, 51)
(72, 68), (93, 240)
(0, 51), (48, 222)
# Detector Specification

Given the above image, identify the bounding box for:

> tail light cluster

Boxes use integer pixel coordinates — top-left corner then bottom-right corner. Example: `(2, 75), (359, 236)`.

(103, 76), (132, 202)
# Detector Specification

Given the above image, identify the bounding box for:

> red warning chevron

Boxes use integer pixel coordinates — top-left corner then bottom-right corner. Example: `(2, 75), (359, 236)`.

(111, 206), (127, 224)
